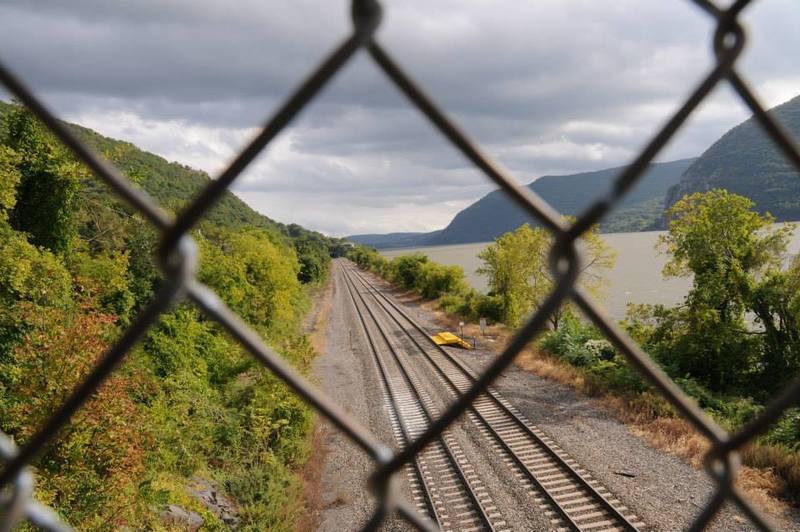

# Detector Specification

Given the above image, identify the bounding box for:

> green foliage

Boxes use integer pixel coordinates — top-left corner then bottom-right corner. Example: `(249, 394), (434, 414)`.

(666, 94), (800, 223)
(540, 312), (646, 393)
(478, 224), (550, 327)
(540, 313), (767, 428)
(0, 145), (21, 219)
(0, 101), (321, 528)
(478, 221), (615, 328)
(125, 219), (160, 311)
(69, 247), (135, 321)
(762, 409), (800, 451)
(347, 245), (390, 274)
(413, 262), (467, 299)
(199, 228), (305, 336)
(537, 189), (800, 499)
(347, 244), (509, 325)
(0, 300), (149, 526)
(3, 105), (84, 254)
(750, 256), (800, 393)
(388, 253), (428, 289)
(289, 225), (332, 284)
(652, 189), (795, 392)
(0, 223), (72, 307)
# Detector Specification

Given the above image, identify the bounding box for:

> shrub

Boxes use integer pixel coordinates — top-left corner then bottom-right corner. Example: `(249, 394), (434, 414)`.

(540, 313), (647, 392)
(763, 409), (800, 451)
(472, 293), (504, 323)
(415, 261), (467, 299)
(69, 248), (135, 322)
(387, 253), (428, 289)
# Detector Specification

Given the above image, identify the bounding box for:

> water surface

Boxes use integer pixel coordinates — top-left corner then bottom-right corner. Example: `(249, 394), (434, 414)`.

(382, 227), (800, 320)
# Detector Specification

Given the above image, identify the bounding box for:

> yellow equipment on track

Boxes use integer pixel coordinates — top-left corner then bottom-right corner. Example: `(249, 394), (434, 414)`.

(430, 331), (472, 350)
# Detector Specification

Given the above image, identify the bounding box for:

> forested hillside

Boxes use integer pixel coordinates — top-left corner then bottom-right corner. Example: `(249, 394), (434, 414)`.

(0, 100), (342, 283)
(665, 94), (800, 220)
(433, 158), (693, 244)
(348, 159), (693, 248)
(0, 102), (334, 528)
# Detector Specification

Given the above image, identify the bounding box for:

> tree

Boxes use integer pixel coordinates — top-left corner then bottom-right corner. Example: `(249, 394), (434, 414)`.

(477, 221), (616, 328)
(3, 105), (85, 254)
(416, 261), (468, 299)
(750, 256), (800, 393)
(293, 233), (331, 284)
(389, 253), (428, 290)
(198, 228), (304, 335)
(657, 189), (793, 390)
(0, 145), (21, 220)
(478, 224), (549, 328)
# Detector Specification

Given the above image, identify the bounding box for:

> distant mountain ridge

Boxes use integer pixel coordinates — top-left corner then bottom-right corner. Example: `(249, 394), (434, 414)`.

(665, 94), (800, 219)
(349, 158), (694, 249)
(345, 231), (442, 250)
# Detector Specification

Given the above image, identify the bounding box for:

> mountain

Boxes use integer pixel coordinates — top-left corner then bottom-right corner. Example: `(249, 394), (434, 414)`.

(349, 158), (694, 248)
(0, 100), (324, 241)
(665, 94), (800, 220)
(346, 231), (442, 249)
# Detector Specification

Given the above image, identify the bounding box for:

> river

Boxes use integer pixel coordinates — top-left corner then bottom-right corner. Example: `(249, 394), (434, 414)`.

(382, 227), (800, 321)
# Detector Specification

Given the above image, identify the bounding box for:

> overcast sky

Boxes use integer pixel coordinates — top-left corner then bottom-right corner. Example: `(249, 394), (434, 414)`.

(1, 1), (798, 236)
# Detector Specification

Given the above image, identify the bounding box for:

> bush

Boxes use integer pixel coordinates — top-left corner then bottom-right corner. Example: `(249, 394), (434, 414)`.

(0, 223), (72, 307)
(387, 253), (428, 289)
(347, 246), (389, 274)
(473, 293), (504, 323)
(762, 409), (800, 451)
(415, 261), (467, 299)
(438, 292), (466, 316)
(69, 248), (135, 322)
(540, 313), (647, 392)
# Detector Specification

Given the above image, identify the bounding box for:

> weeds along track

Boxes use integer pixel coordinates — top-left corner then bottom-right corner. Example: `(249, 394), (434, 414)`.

(344, 261), (645, 532)
(340, 265), (504, 532)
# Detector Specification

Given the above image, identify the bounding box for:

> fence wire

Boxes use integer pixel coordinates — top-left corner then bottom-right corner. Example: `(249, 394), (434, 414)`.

(1, 0), (799, 530)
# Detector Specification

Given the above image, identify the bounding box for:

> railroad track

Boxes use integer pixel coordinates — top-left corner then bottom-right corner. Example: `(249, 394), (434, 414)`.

(343, 261), (645, 532)
(340, 265), (505, 532)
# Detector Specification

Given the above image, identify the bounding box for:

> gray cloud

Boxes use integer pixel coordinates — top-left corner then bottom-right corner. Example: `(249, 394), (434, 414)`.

(1, 0), (798, 235)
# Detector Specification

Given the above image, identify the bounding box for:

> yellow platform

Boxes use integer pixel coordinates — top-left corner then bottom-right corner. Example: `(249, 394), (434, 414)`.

(431, 331), (472, 350)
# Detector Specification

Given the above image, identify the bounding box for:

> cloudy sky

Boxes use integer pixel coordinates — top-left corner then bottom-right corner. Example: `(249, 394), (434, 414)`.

(1, 0), (798, 236)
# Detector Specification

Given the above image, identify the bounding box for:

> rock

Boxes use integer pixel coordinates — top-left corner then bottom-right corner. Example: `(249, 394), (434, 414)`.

(190, 476), (239, 527)
(161, 504), (204, 531)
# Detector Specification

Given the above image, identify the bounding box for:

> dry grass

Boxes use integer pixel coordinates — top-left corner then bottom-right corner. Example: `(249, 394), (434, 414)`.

(296, 421), (330, 532)
(515, 342), (798, 517)
(520, 343), (794, 517)
(297, 276), (335, 532)
(393, 288), (796, 521)
(308, 278), (334, 355)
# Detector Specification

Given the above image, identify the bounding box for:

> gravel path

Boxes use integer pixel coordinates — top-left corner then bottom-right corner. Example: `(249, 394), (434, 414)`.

(312, 260), (797, 530)
(311, 262), (413, 531)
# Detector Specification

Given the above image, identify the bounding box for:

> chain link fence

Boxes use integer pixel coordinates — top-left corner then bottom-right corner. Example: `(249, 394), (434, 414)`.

(1, 0), (799, 529)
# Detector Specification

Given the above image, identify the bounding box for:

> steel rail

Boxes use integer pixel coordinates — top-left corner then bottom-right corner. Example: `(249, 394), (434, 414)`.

(339, 266), (439, 530)
(340, 264), (495, 531)
(345, 263), (595, 530)
(347, 262), (642, 531)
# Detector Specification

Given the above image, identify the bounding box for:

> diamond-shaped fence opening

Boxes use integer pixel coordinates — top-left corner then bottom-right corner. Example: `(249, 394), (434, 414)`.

(1, 0), (799, 530)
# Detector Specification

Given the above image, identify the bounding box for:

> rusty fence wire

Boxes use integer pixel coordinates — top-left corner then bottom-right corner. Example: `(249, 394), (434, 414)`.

(1, 0), (800, 530)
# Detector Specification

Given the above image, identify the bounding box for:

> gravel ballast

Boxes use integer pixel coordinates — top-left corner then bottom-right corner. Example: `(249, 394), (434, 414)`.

(311, 261), (797, 530)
